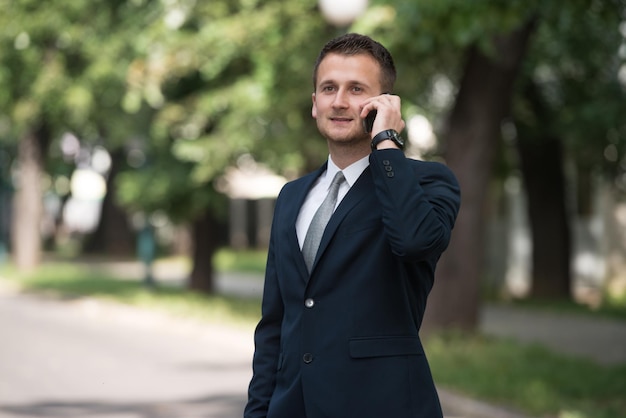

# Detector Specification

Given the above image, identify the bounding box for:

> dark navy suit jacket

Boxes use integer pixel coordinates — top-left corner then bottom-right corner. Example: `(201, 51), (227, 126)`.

(245, 149), (461, 418)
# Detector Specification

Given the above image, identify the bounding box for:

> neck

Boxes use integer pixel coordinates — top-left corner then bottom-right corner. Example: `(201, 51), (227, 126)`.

(327, 140), (370, 169)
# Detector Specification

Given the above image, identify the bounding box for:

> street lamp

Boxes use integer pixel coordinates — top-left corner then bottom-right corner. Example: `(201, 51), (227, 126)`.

(318, 0), (368, 27)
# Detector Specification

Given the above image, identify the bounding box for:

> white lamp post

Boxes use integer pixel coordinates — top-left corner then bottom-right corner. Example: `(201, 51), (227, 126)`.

(318, 0), (368, 27)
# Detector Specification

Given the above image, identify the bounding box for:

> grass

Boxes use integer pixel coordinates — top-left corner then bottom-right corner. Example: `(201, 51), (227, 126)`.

(0, 261), (262, 328)
(426, 332), (626, 418)
(213, 248), (268, 274)
(2, 250), (626, 418)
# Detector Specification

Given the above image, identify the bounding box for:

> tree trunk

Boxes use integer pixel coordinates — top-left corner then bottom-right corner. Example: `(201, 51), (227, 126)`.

(422, 19), (537, 333)
(188, 208), (222, 293)
(517, 136), (571, 299)
(515, 75), (573, 300)
(83, 149), (136, 257)
(11, 126), (48, 270)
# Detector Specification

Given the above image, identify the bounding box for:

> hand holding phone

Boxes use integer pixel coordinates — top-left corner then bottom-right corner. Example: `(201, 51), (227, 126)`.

(362, 92), (391, 133)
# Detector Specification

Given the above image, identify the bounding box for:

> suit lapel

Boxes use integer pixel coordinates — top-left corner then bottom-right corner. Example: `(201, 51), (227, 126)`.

(285, 164), (328, 281)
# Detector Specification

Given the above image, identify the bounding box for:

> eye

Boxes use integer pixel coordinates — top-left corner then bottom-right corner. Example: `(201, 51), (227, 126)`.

(321, 85), (335, 92)
(351, 86), (364, 93)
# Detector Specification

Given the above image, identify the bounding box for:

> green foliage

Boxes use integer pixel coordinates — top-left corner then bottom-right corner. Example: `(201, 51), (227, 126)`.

(0, 0), (149, 139)
(5, 0), (621, 218)
(114, 0), (335, 219)
(366, 0), (539, 102)
(513, 0), (626, 180)
(114, 157), (225, 221)
(365, 0), (626, 187)
(391, 0), (536, 48)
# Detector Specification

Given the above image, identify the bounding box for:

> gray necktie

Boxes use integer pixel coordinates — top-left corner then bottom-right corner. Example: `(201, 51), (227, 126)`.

(302, 171), (345, 272)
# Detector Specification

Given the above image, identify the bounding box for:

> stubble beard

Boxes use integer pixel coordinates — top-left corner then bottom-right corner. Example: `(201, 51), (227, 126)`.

(318, 120), (370, 149)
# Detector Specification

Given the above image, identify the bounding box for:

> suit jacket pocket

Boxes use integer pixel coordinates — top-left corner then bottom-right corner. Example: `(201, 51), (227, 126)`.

(349, 335), (424, 358)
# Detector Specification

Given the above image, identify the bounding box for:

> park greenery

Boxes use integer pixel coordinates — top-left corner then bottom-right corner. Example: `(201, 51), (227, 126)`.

(1, 258), (624, 418)
(1, 0), (625, 334)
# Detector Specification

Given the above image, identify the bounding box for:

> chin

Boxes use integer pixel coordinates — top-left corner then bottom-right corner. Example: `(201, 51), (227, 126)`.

(329, 134), (369, 147)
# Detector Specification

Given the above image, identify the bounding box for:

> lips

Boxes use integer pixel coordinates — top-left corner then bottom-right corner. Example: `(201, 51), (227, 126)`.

(330, 116), (353, 122)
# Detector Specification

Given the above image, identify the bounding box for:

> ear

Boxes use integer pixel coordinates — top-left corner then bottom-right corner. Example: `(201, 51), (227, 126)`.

(311, 92), (317, 119)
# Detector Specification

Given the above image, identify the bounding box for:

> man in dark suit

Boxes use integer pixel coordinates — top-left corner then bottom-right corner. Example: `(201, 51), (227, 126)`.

(245, 33), (461, 418)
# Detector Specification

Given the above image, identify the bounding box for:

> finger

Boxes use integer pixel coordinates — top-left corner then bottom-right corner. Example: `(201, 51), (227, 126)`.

(359, 101), (377, 118)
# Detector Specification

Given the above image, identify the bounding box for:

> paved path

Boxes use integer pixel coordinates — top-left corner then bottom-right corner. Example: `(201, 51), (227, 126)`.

(0, 286), (254, 418)
(481, 304), (626, 366)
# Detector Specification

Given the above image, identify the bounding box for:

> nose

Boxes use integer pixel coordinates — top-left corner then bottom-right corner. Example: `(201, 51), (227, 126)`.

(332, 89), (349, 109)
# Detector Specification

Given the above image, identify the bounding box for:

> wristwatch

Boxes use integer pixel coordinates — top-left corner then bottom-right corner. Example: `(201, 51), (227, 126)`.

(371, 129), (405, 151)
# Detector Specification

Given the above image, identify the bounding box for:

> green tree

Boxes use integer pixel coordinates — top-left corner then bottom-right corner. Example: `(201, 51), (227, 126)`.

(0, 0), (155, 268)
(115, 0), (335, 292)
(513, 0), (626, 299)
(361, 1), (539, 331)
(363, 0), (625, 329)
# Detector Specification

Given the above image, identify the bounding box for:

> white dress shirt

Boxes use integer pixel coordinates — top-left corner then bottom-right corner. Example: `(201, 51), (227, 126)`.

(296, 155), (370, 249)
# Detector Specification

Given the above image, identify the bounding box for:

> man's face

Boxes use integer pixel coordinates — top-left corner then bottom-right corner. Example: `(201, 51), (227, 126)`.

(312, 53), (383, 145)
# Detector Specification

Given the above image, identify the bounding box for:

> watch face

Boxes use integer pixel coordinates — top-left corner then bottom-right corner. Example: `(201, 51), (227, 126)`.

(393, 132), (405, 148)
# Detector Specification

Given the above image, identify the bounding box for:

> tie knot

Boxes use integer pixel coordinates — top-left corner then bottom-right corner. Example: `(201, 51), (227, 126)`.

(330, 171), (345, 188)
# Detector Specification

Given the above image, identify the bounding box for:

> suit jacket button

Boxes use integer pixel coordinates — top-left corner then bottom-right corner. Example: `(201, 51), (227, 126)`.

(303, 353), (313, 363)
(387, 172), (395, 177)
(304, 298), (315, 308)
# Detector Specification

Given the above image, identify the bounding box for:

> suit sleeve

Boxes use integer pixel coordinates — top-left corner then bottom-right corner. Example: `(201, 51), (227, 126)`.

(369, 149), (461, 261)
(244, 191), (285, 417)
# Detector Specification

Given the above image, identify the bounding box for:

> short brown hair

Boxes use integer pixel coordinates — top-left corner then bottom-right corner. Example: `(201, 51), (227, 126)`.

(312, 33), (396, 93)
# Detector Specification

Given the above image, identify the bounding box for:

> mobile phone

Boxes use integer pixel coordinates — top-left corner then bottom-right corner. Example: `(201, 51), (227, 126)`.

(363, 110), (377, 133)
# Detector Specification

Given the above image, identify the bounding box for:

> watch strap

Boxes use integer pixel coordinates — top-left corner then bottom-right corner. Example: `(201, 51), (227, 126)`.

(371, 129), (404, 151)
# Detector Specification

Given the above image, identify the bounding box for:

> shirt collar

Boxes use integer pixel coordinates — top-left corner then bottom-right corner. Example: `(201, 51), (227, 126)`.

(326, 154), (370, 187)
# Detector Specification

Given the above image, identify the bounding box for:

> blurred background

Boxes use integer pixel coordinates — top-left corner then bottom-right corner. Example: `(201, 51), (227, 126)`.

(1, 0), (626, 417)
(1, 0), (626, 327)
